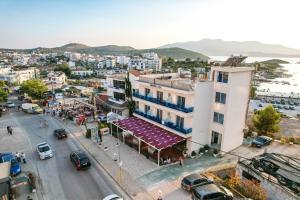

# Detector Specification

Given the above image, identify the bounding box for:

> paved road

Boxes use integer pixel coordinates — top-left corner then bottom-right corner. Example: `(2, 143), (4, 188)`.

(0, 98), (129, 200)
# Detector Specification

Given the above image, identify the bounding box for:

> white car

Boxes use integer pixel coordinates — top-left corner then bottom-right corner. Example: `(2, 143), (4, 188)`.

(37, 142), (53, 160)
(102, 194), (123, 200)
(6, 101), (15, 108)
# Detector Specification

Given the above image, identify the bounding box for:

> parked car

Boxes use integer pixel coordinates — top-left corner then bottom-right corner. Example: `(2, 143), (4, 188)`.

(37, 142), (53, 160)
(54, 129), (68, 139)
(98, 114), (107, 122)
(18, 95), (25, 101)
(277, 105), (282, 109)
(283, 106), (289, 110)
(70, 151), (91, 170)
(258, 104), (263, 107)
(192, 183), (233, 200)
(294, 102), (299, 106)
(251, 136), (272, 148)
(289, 106), (295, 110)
(102, 194), (123, 200)
(6, 101), (15, 108)
(181, 173), (213, 192)
(0, 153), (21, 176)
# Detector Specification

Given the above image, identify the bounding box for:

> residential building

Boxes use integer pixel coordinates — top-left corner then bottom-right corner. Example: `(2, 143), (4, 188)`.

(132, 66), (254, 153)
(47, 71), (66, 85)
(71, 68), (93, 77)
(116, 56), (130, 65)
(0, 67), (39, 84)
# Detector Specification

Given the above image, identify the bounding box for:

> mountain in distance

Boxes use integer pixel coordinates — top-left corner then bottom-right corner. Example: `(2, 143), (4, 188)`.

(1, 43), (209, 61)
(160, 39), (300, 57)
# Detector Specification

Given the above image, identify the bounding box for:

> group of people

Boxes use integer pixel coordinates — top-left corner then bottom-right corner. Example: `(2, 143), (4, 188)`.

(161, 156), (172, 165)
(15, 152), (26, 164)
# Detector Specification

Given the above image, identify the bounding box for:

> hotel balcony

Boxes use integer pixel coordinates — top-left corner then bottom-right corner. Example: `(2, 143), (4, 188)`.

(134, 110), (192, 135)
(133, 92), (194, 113)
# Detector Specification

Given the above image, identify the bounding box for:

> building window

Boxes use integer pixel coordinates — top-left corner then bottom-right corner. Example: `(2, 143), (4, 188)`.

(157, 91), (163, 102)
(113, 80), (125, 89)
(145, 105), (150, 114)
(215, 92), (226, 104)
(217, 72), (228, 83)
(145, 88), (151, 97)
(176, 116), (184, 129)
(157, 109), (162, 121)
(177, 96), (185, 108)
(113, 92), (125, 101)
(213, 112), (224, 124)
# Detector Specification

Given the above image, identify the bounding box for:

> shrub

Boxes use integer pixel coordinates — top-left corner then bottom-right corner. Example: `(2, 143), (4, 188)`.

(191, 151), (197, 157)
(280, 136), (288, 144)
(226, 173), (267, 200)
(86, 129), (91, 138)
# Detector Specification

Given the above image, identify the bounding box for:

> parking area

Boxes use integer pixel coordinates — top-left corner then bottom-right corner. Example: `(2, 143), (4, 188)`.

(249, 99), (300, 117)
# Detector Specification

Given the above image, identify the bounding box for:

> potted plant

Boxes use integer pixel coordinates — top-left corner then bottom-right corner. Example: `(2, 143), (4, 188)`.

(213, 149), (219, 157)
(199, 147), (205, 156)
(190, 151), (197, 158)
(203, 145), (210, 153)
(289, 137), (295, 145)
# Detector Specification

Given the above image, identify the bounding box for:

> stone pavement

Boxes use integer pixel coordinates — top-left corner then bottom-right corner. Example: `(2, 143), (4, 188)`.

(54, 118), (154, 200)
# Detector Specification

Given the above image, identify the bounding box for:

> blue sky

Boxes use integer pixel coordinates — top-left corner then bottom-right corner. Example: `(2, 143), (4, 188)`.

(1, 0), (300, 49)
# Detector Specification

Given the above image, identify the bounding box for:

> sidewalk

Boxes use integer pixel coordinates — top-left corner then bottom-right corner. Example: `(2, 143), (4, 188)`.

(56, 119), (154, 200)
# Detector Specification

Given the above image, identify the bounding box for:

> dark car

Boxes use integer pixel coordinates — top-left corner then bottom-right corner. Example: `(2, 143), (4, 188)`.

(258, 104), (263, 107)
(181, 173), (213, 192)
(54, 129), (68, 139)
(70, 151), (91, 170)
(251, 136), (272, 148)
(192, 183), (233, 200)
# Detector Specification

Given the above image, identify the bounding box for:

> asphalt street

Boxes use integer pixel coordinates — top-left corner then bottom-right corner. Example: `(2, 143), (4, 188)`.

(0, 98), (130, 200)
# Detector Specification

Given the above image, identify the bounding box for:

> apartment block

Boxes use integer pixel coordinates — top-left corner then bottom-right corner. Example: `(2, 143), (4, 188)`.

(132, 67), (253, 153)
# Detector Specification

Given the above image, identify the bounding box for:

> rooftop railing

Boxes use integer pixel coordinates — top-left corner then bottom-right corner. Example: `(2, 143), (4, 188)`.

(133, 92), (194, 113)
(134, 110), (192, 134)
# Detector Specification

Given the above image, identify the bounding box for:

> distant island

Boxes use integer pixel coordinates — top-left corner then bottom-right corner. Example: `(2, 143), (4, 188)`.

(0, 43), (209, 61)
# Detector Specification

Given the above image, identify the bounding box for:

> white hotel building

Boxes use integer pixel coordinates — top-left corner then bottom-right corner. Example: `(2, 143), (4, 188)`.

(131, 66), (253, 153)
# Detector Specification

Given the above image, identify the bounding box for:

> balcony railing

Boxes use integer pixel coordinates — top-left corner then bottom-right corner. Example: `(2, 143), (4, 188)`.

(133, 92), (194, 113)
(134, 110), (192, 134)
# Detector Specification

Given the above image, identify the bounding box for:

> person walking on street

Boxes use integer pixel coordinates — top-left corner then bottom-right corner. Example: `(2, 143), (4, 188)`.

(21, 152), (26, 164)
(16, 152), (21, 162)
(179, 157), (183, 167)
(6, 126), (10, 134)
(7, 126), (12, 135)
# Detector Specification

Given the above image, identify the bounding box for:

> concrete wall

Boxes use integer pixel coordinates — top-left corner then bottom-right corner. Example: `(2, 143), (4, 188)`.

(191, 81), (213, 152)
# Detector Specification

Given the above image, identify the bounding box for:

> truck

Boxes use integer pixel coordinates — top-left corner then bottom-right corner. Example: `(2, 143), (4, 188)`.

(21, 103), (43, 114)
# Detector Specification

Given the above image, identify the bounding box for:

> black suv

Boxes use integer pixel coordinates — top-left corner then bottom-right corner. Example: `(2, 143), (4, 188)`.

(54, 129), (68, 139)
(70, 151), (91, 170)
(181, 173), (213, 192)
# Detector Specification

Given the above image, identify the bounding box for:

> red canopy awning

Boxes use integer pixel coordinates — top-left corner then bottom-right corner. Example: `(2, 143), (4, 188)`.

(113, 117), (185, 150)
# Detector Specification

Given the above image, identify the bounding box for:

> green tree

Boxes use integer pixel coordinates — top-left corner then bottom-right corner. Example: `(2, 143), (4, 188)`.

(125, 72), (135, 117)
(252, 105), (281, 136)
(0, 81), (8, 102)
(54, 63), (71, 77)
(20, 79), (48, 100)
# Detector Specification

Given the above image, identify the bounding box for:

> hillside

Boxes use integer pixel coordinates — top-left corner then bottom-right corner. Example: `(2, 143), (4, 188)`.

(261, 59), (289, 65)
(0, 43), (209, 61)
(160, 39), (300, 57)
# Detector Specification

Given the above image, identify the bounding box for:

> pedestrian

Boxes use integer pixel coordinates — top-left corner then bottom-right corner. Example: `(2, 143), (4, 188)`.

(43, 120), (48, 127)
(7, 126), (10, 134)
(179, 157), (183, 167)
(16, 152), (21, 162)
(8, 126), (12, 135)
(98, 129), (102, 145)
(21, 152), (26, 164)
(43, 108), (45, 115)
